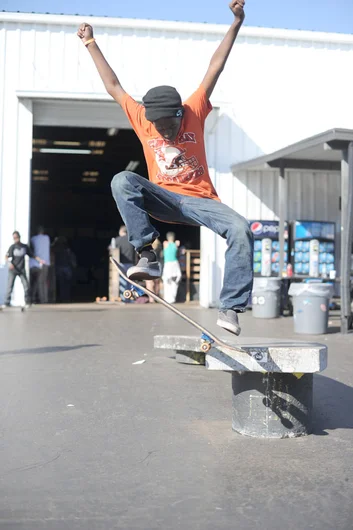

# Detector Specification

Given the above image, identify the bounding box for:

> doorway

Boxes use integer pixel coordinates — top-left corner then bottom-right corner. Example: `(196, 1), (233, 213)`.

(30, 125), (200, 302)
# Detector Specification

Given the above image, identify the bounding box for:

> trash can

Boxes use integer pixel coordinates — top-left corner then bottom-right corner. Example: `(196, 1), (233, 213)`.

(0, 265), (8, 305)
(252, 277), (282, 319)
(288, 282), (334, 334)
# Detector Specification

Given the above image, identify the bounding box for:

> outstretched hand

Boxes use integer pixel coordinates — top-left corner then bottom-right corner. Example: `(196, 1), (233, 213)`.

(229, 0), (245, 21)
(77, 23), (94, 43)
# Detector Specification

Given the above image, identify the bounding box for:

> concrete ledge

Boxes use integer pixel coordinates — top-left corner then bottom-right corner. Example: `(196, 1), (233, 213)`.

(154, 335), (205, 352)
(154, 335), (328, 373)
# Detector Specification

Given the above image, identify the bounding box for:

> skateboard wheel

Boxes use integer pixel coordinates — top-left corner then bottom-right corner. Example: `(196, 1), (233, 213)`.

(201, 342), (212, 353)
(123, 290), (133, 300)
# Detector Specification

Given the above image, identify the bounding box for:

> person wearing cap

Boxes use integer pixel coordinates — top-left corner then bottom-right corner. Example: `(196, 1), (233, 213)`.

(77, 0), (253, 336)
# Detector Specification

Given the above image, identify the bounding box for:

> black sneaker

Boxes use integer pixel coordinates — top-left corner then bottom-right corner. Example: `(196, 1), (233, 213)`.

(217, 309), (241, 336)
(127, 250), (161, 281)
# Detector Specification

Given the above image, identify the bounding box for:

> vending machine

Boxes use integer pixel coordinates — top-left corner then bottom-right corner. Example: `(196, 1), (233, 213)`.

(249, 221), (289, 277)
(292, 221), (336, 277)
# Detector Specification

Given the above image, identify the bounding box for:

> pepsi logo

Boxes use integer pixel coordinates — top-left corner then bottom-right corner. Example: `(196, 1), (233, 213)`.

(250, 221), (280, 236)
(250, 222), (263, 235)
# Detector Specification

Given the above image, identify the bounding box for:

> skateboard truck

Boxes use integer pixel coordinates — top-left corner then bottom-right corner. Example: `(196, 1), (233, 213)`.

(123, 287), (139, 300)
(200, 332), (214, 353)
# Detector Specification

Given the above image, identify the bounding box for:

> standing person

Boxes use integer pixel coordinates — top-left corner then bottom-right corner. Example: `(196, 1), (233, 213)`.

(162, 232), (182, 304)
(146, 238), (162, 303)
(52, 237), (77, 303)
(113, 225), (137, 301)
(30, 226), (50, 304)
(3, 231), (43, 308)
(114, 225), (137, 269)
(77, 0), (253, 335)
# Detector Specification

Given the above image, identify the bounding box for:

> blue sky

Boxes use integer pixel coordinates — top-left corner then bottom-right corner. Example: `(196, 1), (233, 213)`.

(0, 0), (352, 34)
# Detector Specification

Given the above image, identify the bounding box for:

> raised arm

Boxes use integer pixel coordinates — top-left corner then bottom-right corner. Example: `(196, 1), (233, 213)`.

(202, 1), (245, 99)
(77, 23), (126, 106)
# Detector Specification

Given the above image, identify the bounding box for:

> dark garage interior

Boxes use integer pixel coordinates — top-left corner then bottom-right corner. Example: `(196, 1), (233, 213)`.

(30, 125), (200, 302)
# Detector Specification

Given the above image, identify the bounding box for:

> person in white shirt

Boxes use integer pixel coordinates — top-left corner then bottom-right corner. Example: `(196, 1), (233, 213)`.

(30, 226), (50, 304)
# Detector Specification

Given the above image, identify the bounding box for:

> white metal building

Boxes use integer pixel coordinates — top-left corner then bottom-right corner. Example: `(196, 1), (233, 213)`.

(1, 12), (353, 306)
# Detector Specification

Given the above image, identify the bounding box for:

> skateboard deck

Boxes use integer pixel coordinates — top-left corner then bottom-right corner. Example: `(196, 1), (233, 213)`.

(0, 305), (26, 312)
(111, 257), (248, 355)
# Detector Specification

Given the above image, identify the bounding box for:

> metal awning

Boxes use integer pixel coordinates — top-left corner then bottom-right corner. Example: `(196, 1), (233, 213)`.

(232, 128), (353, 172)
(232, 128), (353, 333)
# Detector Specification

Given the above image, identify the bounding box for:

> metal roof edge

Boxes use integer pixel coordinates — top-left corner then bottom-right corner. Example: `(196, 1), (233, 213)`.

(1, 12), (353, 43)
(231, 128), (353, 172)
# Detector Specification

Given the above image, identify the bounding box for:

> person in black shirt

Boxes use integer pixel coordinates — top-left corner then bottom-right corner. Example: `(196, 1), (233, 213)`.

(4, 231), (43, 307)
(51, 236), (77, 303)
(113, 225), (137, 302)
(114, 225), (137, 265)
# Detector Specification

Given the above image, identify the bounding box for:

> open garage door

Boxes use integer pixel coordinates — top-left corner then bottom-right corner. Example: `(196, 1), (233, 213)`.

(33, 99), (131, 129)
(30, 98), (201, 304)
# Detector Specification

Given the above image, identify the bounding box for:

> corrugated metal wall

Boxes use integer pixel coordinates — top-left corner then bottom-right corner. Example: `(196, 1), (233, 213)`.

(231, 169), (341, 222)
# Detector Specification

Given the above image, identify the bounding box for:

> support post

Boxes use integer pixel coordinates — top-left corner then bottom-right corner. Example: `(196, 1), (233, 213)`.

(278, 165), (286, 280)
(340, 144), (353, 333)
(186, 250), (191, 303)
(109, 248), (120, 302)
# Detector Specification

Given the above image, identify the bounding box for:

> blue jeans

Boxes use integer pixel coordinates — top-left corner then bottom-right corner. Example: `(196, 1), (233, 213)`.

(111, 171), (253, 310)
(5, 269), (30, 305)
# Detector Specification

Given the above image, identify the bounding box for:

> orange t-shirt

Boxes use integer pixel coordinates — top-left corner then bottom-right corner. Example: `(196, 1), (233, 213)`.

(121, 85), (219, 201)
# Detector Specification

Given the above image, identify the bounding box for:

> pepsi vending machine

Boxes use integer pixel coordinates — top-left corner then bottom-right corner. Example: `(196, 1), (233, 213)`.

(292, 221), (336, 277)
(250, 221), (289, 277)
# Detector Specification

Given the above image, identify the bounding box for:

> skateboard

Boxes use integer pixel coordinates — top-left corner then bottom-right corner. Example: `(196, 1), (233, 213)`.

(0, 305), (27, 312)
(110, 257), (248, 355)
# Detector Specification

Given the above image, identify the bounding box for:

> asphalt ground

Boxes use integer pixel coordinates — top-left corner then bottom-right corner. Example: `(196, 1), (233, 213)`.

(0, 304), (352, 530)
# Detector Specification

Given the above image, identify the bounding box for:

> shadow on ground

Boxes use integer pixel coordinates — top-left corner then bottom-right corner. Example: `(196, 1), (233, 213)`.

(326, 326), (342, 334)
(313, 374), (353, 434)
(0, 344), (99, 356)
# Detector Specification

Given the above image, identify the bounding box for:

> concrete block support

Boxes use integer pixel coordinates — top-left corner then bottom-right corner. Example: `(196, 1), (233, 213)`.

(154, 335), (327, 439)
(232, 372), (313, 438)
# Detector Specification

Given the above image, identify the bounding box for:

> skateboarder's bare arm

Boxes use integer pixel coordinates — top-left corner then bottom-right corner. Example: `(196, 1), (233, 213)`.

(77, 23), (126, 106)
(202, 1), (245, 99)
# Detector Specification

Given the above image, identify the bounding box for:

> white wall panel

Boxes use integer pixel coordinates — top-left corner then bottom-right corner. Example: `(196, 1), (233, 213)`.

(18, 26), (36, 89)
(0, 27), (6, 239)
(0, 26), (21, 260)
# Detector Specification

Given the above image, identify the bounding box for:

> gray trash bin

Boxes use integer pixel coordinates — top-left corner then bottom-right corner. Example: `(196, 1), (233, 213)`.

(288, 282), (334, 334)
(252, 277), (282, 319)
(0, 266), (8, 305)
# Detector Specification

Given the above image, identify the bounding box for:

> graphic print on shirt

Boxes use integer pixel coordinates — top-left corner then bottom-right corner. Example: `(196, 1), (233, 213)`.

(147, 134), (205, 184)
(13, 247), (26, 258)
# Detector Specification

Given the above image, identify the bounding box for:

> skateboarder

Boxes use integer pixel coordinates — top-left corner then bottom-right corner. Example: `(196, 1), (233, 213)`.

(3, 231), (43, 308)
(77, 0), (253, 335)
